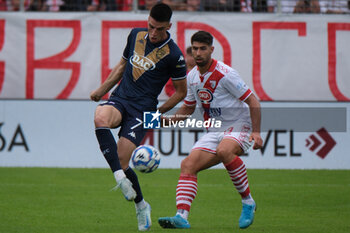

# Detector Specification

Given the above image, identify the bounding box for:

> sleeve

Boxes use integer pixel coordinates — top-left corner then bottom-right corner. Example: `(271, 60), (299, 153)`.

(223, 69), (252, 102)
(169, 49), (187, 81)
(183, 72), (197, 106)
(164, 79), (175, 97)
(122, 29), (134, 60)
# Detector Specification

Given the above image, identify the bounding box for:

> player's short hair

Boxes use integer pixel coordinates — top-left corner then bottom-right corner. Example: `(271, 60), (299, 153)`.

(191, 31), (213, 46)
(150, 3), (173, 22)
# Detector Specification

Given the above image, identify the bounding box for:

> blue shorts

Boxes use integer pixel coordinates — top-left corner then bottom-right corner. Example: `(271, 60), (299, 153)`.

(100, 96), (147, 146)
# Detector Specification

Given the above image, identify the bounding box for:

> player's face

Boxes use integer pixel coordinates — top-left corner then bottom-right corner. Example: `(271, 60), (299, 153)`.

(191, 42), (214, 67)
(148, 17), (171, 44)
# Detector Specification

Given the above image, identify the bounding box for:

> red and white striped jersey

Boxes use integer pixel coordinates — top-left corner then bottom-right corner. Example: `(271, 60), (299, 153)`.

(184, 59), (252, 131)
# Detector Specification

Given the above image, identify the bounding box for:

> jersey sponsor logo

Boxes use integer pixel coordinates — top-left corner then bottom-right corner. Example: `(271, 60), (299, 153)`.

(131, 31), (170, 81)
(197, 88), (213, 103)
(130, 53), (156, 71)
(178, 55), (184, 61)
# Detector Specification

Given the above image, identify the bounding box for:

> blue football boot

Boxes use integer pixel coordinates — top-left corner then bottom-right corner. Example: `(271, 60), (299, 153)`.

(239, 202), (256, 229)
(158, 214), (191, 229)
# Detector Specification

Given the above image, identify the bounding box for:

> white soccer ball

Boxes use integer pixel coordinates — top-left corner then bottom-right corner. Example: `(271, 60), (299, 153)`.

(131, 145), (161, 173)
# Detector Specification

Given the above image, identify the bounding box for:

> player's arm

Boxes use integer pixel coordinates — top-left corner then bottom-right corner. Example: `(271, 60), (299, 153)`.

(158, 78), (187, 113)
(244, 93), (263, 149)
(161, 102), (196, 127)
(90, 58), (127, 102)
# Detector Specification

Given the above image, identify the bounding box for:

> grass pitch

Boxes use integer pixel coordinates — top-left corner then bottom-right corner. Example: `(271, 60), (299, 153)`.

(0, 168), (349, 233)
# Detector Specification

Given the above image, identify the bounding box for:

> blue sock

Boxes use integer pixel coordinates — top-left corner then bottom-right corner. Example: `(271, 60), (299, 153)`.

(95, 128), (122, 172)
(125, 167), (143, 203)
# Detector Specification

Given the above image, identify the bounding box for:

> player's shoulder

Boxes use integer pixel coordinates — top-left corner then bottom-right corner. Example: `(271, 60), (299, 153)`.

(129, 28), (147, 37)
(215, 61), (241, 80)
(165, 40), (186, 67)
(167, 39), (184, 57)
(215, 60), (234, 74)
(187, 67), (198, 80)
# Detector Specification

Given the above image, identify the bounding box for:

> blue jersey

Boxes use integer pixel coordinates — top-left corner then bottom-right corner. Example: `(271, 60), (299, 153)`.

(111, 28), (187, 111)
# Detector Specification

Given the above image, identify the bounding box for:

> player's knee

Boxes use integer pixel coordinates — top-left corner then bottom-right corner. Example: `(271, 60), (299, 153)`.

(180, 157), (197, 174)
(94, 113), (110, 127)
(216, 146), (232, 160)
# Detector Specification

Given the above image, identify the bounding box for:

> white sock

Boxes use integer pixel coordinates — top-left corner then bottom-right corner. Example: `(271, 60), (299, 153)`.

(242, 194), (255, 205)
(114, 169), (126, 183)
(176, 209), (189, 220)
(135, 199), (147, 210)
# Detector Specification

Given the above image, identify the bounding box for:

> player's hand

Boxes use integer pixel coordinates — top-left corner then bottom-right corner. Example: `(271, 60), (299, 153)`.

(90, 90), (102, 102)
(249, 132), (263, 150)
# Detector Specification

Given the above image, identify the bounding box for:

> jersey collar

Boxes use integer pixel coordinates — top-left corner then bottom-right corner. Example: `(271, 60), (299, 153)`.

(197, 59), (218, 82)
(208, 59), (217, 72)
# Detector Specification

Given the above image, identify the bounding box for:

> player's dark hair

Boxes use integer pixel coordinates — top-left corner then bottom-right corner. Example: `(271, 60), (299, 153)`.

(191, 31), (213, 46)
(150, 3), (173, 22)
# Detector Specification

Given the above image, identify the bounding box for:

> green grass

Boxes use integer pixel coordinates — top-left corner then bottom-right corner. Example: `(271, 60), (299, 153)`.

(0, 168), (349, 233)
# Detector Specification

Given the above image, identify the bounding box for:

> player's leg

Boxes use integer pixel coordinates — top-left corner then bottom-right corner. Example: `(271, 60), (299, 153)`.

(217, 125), (256, 229)
(158, 133), (221, 229)
(217, 139), (253, 199)
(94, 104), (136, 201)
(176, 149), (221, 217)
(117, 111), (151, 231)
(117, 137), (145, 204)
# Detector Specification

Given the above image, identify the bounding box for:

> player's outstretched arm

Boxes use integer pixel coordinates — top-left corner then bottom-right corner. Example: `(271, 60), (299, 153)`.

(90, 58), (127, 102)
(244, 93), (263, 149)
(158, 78), (187, 113)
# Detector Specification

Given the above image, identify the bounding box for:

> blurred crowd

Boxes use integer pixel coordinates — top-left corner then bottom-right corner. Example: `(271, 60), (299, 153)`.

(0, 0), (349, 13)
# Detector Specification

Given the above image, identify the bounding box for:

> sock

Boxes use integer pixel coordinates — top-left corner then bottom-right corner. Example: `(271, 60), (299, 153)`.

(125, 167), (143, 203)
(176, 209), (189, 220)
(225, 156), (251, 198)
(242, 193), (255, 205)
(95, 128), (122, 172)
(176, 174), (198, 214)
(135, 199), (147, 210)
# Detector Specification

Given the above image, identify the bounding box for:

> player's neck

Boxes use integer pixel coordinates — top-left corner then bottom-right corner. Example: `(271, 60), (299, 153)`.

(198, 59), (213, 75)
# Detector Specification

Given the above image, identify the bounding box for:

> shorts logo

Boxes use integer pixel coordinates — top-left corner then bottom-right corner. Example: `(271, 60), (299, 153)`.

(197, 88), (213, 103)
(128, 131), (136, 139)
(143, 110), (161, 129)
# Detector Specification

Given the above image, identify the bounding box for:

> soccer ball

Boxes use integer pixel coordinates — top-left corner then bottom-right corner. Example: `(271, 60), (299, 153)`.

(131, 145), (161, 173)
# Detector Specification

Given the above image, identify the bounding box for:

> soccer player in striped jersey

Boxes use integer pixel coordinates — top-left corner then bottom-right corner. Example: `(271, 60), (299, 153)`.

(90, 3), (187, 231)
(158, 31), (263, 229)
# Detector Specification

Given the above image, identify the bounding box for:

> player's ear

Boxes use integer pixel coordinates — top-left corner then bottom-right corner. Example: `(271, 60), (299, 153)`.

(167, 22), (172, 30)
(210, 46), (214, 54)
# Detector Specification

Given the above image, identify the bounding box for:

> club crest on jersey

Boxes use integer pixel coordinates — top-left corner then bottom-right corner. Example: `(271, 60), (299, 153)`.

(197, 88), (213, 103)
(156, 49), (167, 59)
(209, 80), (216, 89)
(130, 53), (156, 71)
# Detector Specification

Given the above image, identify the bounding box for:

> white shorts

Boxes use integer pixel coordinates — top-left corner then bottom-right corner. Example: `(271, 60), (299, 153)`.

(192, 121), (252, 154)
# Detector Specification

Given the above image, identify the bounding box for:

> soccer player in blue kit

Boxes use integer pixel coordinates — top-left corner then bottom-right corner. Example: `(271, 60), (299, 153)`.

(90, 3), (187, 231)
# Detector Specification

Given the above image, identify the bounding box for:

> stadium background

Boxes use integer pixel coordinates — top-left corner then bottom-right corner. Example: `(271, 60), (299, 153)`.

(0, 7), (349, 169)
(0, 2), (349, 233)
